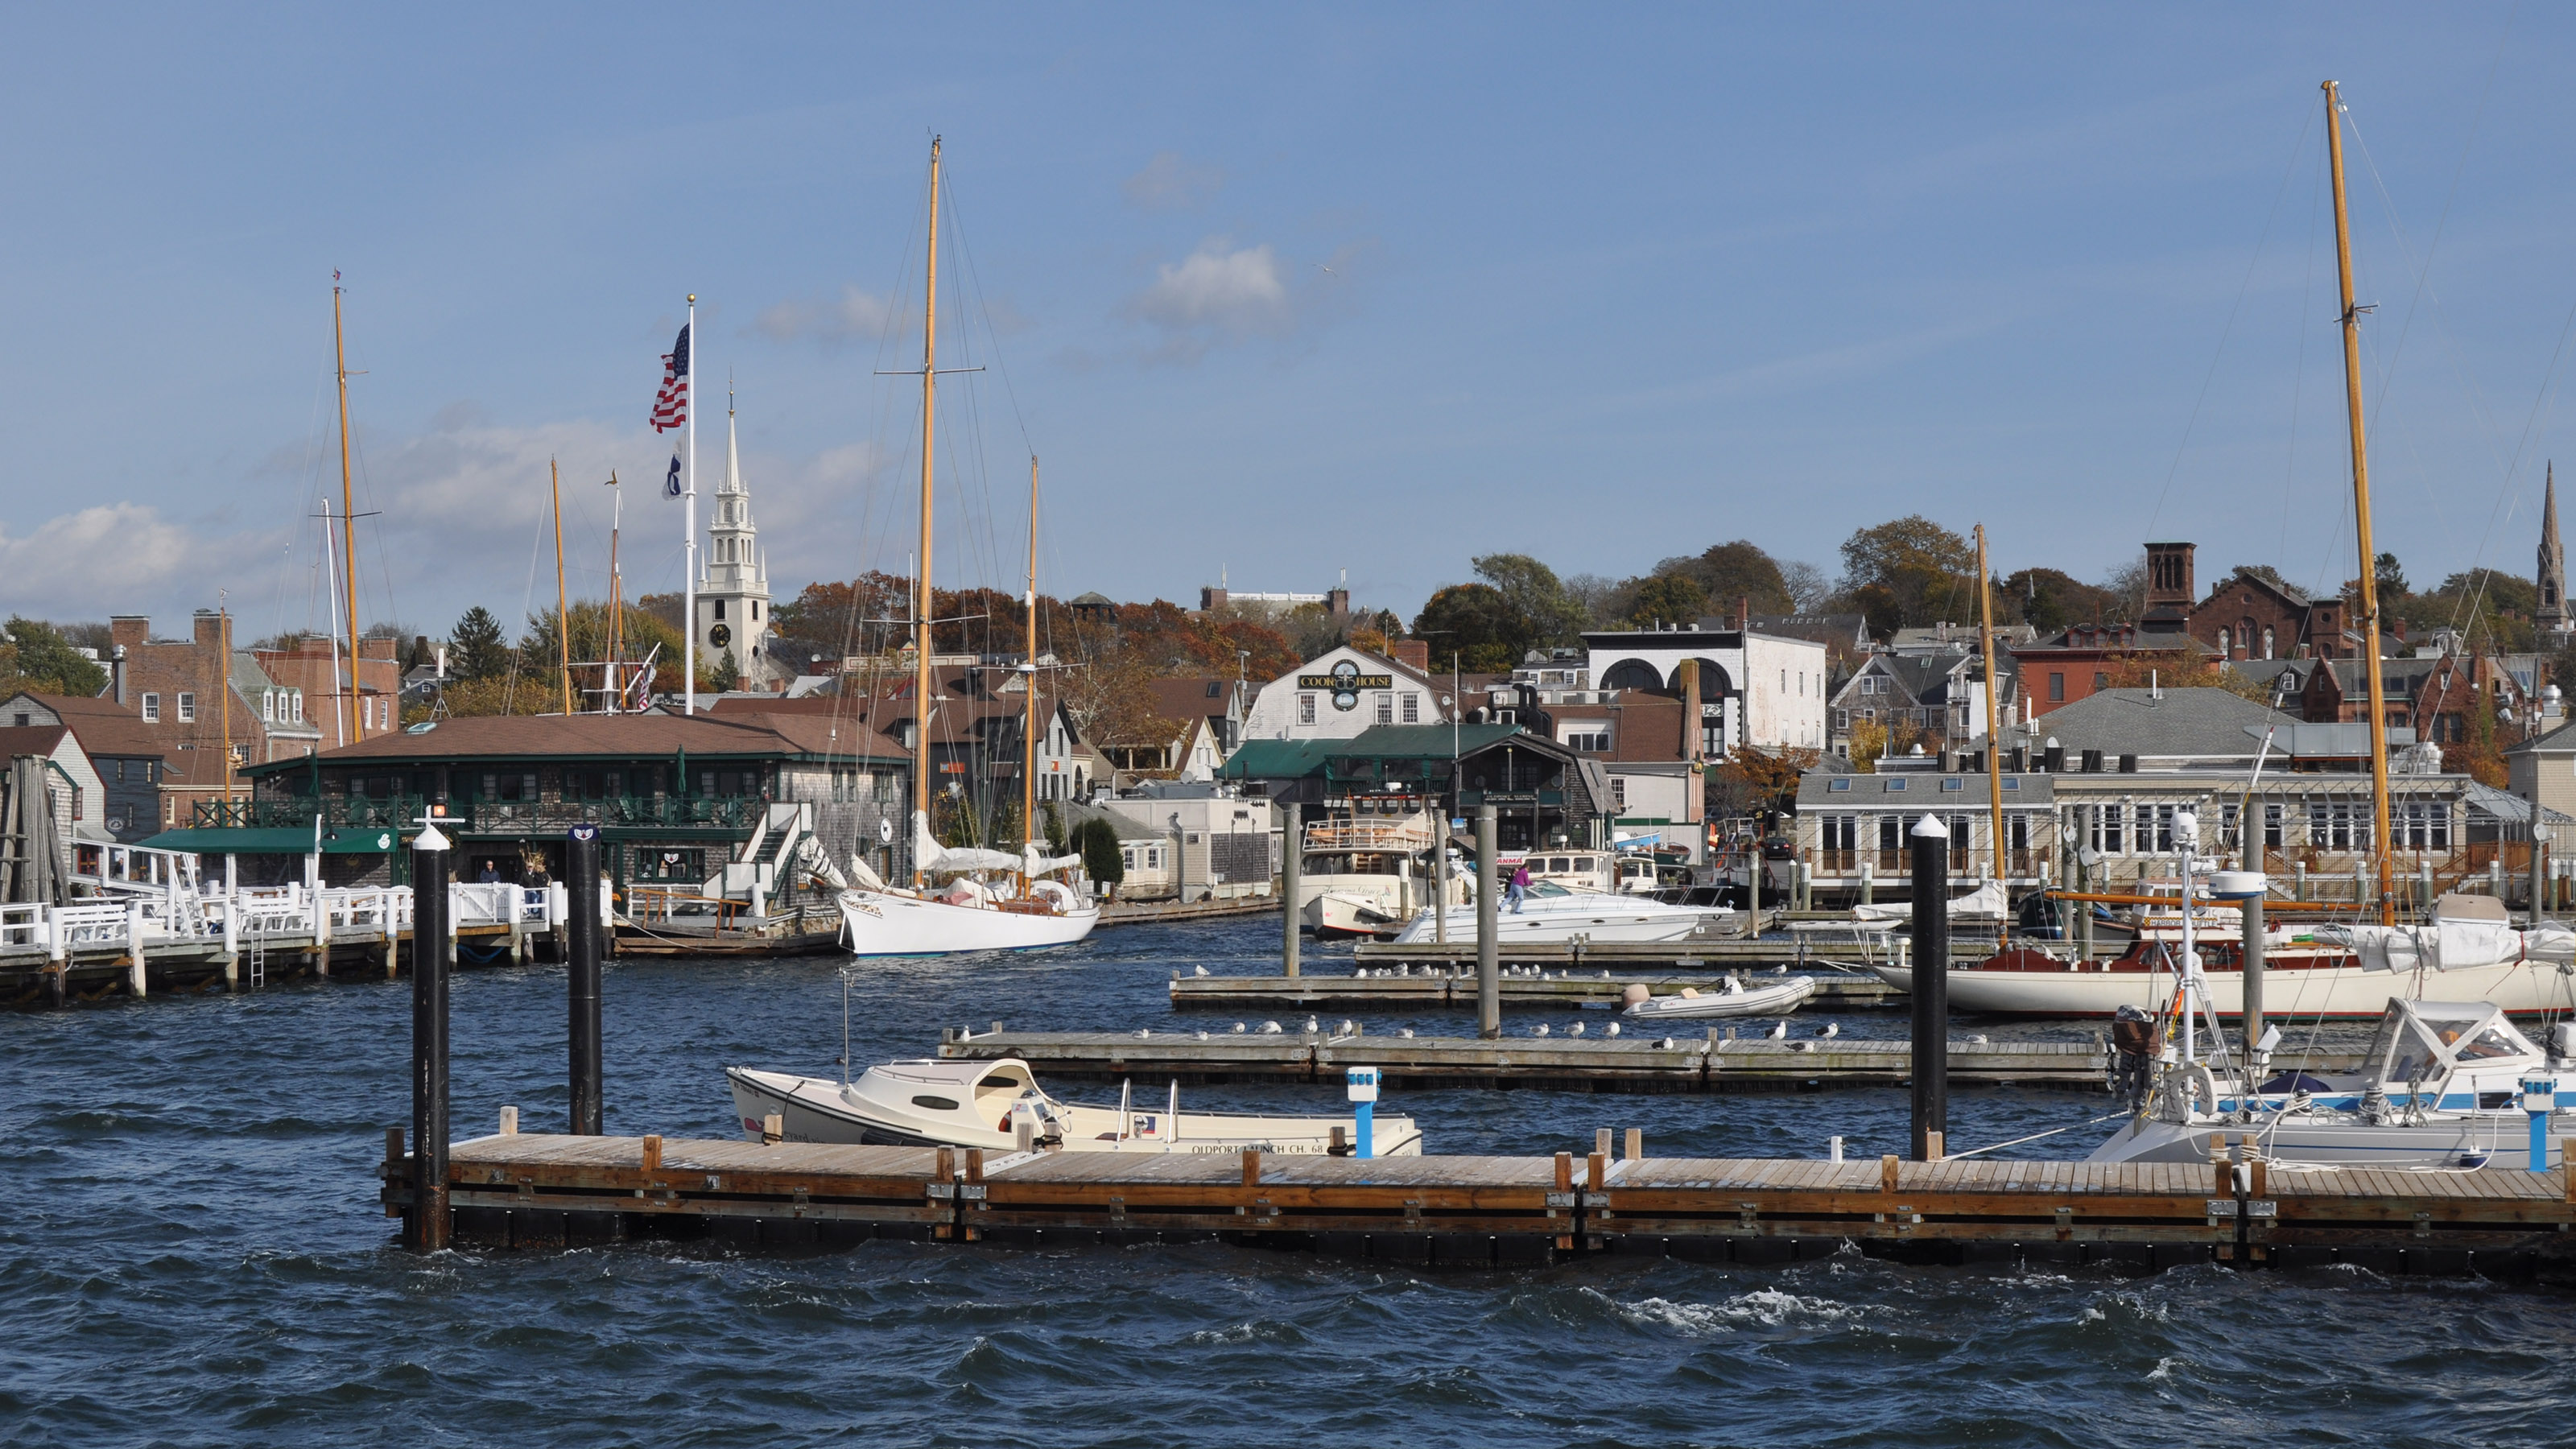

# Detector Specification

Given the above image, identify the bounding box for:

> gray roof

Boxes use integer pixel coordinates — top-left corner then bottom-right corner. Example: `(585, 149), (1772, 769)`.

(2458, 780), (2576, 828)
(1798, 771), (2053, 807)
(2507, 717), (2576, 757)
(1966, 687), (2300, 761)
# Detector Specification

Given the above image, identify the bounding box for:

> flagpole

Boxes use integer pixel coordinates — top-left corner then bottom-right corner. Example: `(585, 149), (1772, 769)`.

(683, 293), (698, 715)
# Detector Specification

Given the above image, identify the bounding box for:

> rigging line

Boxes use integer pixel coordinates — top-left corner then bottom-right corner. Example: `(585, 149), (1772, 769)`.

(2281, 130), (2329, 576)
(939, 165), (1039, 461)
(2143, 101), (2316, 545)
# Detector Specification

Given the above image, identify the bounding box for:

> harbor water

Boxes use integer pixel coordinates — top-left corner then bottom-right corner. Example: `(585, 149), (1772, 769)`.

(4, 919), (2570, 1447)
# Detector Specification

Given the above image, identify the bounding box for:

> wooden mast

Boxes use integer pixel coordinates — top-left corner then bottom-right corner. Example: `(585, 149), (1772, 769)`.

(605, 471), (624, 711)
(333, 282), (364, 741)
(551, 457), (572, 716)
(913, 137), (943, 887)
(2324, 79), (2396, 925)
(218, 592), (233, 814)
(1975, 525), (2005, 933)
(1023, 454), (1040, 884)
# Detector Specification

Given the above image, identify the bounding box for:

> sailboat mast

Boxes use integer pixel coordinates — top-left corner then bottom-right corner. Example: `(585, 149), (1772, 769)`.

(606, 472), (624, 712)
(551, 457), (572, 716)
(333, 282), (364, 742)
(1024, 454), (1040, 865)
(2324, 79), (2396, 926)
(913, 137), (943, 887)
(1975, 525), (2005, 930)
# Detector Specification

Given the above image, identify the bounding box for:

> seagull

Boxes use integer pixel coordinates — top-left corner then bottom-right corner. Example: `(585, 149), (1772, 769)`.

(1766, 1020), (1789, 1039)
(1232, 1022), (1247, 1034)
(1304, 1016), (1320, 1034)
(1770, 964), (1789, 975)
(1968, 1033), (1990, 1045)
(1136, 1029), (1151, 1039)
(1399, 1027), (1416, 1038)
(1261, 1021), (1282, 1034)
(1568, 1022), (1586, 1037)
(1659, 1037), (1676, 1050)
(1194, 964), (1209, 976)
(1534, 1023), (1551, 1037)
(1339, 1019), (1356, 1037)
(1819, 1022), (1840, 1038)
(1605, 1022), (1621, 1038)
(1196, 1030), (1209, 1041)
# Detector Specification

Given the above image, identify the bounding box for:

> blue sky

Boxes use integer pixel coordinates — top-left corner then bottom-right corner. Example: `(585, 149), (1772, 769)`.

(3, 5), (2570, 642)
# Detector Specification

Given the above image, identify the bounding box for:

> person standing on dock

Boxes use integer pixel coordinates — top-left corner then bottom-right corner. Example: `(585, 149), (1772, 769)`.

(1507, 862), (1530, 914)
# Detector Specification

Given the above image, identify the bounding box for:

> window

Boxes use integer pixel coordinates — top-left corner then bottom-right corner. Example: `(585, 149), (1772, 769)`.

(1297, 693), (1316, 725)
(2093, 672), (2108, 690)
(1878, 815), (1901, 852)
(142, 693), (161, 723)
(2306, 800), (2372, 852)
(114, 759), (126, 782)
(262, 691), (275, 722)
(1821, 815), (1857, 852)
(1609, 776), (1628, 811)
(2149, 804), (2175, 854)
(1402, 692), (1421, 724)
(177, 692), (196, 723)
(714, 600), (726, 621)
(1884, 778), (1907, 792)
(2049, 671), (2065, 702)
(2091, 804), (2124, 855)
(2400, 800), (2451, 851)
(1374, 693), (1393, 724)
(292, 692), (303, 722)
(1941, 778), (1963, 792)
(2001, 778), (2020, 791)
(1828, 778), (1852, 792)
(2264, 803), (2284, 849)
(752, 601), (760, 620)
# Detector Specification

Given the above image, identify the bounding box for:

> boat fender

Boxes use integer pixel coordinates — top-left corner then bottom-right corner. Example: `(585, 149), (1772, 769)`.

(2157, 1063), (2221, 1124)
(1678, 987), (1699, 999)
(1621, 983), (1649, 1008)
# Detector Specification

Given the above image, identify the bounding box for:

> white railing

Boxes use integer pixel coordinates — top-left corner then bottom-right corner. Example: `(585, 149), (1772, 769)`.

(68, 841), (205, 897)
(6, 881), (572, 958)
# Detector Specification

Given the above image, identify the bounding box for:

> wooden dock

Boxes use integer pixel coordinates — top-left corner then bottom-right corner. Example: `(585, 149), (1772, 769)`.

(929, 1026), (2368, 1092)
(1098, 895), (1281, 928)
(1170, 968), (1901, 1012)
(386, 1128), (2576, 1274)
(1350, 934), (1907, 972)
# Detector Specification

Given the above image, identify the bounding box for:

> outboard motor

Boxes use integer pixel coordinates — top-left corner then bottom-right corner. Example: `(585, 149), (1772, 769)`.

(2107, 1003), (2157, 1112)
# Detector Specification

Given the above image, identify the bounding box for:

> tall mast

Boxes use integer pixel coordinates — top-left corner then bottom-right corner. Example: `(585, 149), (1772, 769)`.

(913, 138), (942, 886)
(551, 457), (572, 716)
(333, 281), (364, 741)
(1975, 525), (2005, 927)
(605, 471), (624, 712)
(2324, 79), (2396, 926)
(1024, 454), (1040, 867)
(319, 495), (348, 748)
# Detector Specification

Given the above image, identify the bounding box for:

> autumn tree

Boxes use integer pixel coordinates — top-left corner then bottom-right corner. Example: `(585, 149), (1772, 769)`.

(1837, 516), (1983, 634)
(0, 617), (109, 697)
(1411, 583), (1521, 672)
(1625, 572), (1708, 630)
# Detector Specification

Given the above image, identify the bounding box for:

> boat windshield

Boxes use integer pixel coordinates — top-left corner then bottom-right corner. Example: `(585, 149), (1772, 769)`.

(1526, 881), (1574, 898)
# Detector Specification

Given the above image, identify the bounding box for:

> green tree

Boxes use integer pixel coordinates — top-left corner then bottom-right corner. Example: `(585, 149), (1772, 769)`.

(448, 606), (512, 681)
(1411, 583), (1521, 672)
(1684, 540), (1792, 614)
(1838, 516), (1981, 634)
(1626, 572), (1708, 629)
(1472, 552), (1587, 658)
(1073, 818), (1125, 896)
(2002, 568), (2124, 635)
(0, 617), (110, 697)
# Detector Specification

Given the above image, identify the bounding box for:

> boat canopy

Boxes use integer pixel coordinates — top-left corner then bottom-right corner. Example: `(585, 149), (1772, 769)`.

(2359, 999), (2544, 1092)
(2312, 917), (2576, 972)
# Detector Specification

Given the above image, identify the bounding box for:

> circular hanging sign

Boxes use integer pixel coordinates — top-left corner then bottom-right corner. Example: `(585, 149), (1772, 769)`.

(879, 818), (896, 844)
(1328, 658), (1364, 712)
(709, 622), (733, 648)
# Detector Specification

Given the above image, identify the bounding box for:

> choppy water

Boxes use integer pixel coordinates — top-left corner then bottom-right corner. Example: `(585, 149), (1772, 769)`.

(4, 920), (2570, 1447)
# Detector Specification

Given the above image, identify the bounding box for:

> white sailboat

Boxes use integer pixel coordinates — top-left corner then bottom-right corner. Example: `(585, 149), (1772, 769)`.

(834, 138), (1098, 958)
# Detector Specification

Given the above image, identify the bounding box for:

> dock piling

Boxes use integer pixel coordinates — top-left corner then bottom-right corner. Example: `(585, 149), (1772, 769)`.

(500, 1105), (518, 1136)
(1476, 805), (1498, 1039)
(763, 1113), (784, 1146)
(1909, 813), (1949, 1162)
(407, 827), (453, 1252)
(1282, 802), (1300, 978)
(566, 826), (605, 1136)
(1624, 1127), (1643, 1161)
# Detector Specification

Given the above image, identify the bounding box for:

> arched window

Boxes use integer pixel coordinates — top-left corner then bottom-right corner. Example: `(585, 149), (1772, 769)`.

(1600, 660), (1664, 692)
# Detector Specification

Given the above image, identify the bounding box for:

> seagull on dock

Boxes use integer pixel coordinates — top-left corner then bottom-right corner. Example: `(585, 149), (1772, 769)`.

(1534, 1023), (1551, 1037)
(1339, 1019), (1356, 1037)
(1567, 1022), (1585, 1037)
(1261, 1020), (1282, 1034)
(1304, 1016), (1321, 1034)
(1232, 1022), (1247, 1034)
(1196, 1031), (1209, 1041)
(1819, 1022), (1840, 1039)
(1194, 965), (1209, 976)
(1968, 1033), (1990, 1045)
(1136, 1029), (1151, 1039)
(1766, 1020), (1789, 1039)
(1399, 1027), (1416, 1038)
(1605, 1022), (1621, 1038)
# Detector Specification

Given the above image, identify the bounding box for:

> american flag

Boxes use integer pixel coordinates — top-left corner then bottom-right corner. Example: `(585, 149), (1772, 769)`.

(650, 322), (690, 431)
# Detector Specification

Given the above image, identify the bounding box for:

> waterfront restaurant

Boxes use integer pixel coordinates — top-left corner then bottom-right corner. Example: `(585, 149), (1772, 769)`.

(1221, 722), (1613, 852)
(177, 712), (907, 902)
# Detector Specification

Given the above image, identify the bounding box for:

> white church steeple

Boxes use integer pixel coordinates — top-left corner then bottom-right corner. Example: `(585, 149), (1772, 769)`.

(695, 390), (773, 686)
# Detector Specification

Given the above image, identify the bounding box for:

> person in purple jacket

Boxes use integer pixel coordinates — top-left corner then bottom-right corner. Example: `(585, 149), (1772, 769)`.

(1507, 861), (1531, 914)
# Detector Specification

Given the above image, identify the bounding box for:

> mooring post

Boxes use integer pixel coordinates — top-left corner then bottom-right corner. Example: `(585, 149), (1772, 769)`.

(126, 898), (147, 998)
(408, 823), (453, 1251)
(1281, 801), (1301, 978)
(1476, 804), (1499, 1039)
(1909, 812), (1949, 1162)
(1434, 811), (1451, 945)
(2239, 810), (2266, 1070)
(567, 824), (605, 1136)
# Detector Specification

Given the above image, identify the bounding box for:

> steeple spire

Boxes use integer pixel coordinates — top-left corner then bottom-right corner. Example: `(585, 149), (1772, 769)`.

(2541, 461), (2567, 635)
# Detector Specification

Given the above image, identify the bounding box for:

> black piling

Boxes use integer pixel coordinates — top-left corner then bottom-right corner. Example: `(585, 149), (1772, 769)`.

(566, 824), (605, 1136)
(408, 827), (453, 1251)
(1908, 812), (1949, 1161)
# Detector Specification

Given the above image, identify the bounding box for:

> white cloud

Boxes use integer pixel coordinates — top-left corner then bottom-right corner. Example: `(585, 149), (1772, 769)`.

(0, 504), (242, 617)
(1125, 239), (1297, 361)
(1122, 151), (1225, 211)
(751, 284), (898, 344)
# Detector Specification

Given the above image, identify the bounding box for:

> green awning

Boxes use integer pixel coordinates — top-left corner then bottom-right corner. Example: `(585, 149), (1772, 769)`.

(134, 826), (407, 856)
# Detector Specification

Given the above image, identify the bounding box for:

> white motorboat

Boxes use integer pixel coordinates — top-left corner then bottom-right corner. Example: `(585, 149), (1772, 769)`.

(727, 1056), (1422, 1156)
(1297, 813), (1462, 939)
(2089, 998), (2574, 1170)
(1621, 974), (1818, 1020)
(1389, 881), (1732, 945)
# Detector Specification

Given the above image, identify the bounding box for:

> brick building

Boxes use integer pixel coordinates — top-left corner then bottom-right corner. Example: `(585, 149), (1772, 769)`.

(252, 634), (403, 745)
(107, 611), (324, 828)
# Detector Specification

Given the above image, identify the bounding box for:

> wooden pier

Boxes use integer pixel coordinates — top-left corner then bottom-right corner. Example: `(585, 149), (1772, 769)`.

(928, 1026), (2365, 1092)
(384, 1127), (2576, 1274)
(1170, 968), (1901, 1012)
(1350, 933), (1905, 972)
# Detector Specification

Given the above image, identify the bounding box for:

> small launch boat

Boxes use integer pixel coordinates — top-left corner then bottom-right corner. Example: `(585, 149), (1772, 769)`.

(1620, 974), (1818, 1020)
(727, 1056), (1423, 1156)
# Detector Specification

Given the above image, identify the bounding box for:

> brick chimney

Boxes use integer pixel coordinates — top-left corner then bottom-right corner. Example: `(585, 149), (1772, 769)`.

(1391, 638), (1429, 671)
(193, 609), (225, 647)
(111, 615), (149, 650)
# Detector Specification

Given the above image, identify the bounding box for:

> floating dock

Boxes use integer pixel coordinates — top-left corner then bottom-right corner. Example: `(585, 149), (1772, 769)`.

(385, 1128), (2576, 1274)
(1170, 968), (1901, 1012)
(1349, 935), (1908, 972)
(928, 1026), (2367, 1092)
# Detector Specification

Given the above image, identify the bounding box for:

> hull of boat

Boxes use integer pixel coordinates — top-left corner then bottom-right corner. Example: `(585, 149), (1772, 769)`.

(1389, 898), (1727, 946)
(2089, 1113), (2567, 1170)
(1309, 891), (1405, 939)
(1623, 976), (1818, 1019)
(727, 1067), (1423, 1155)
(837, 890), (1098, 957)
(1866, 956), (2576, 1018)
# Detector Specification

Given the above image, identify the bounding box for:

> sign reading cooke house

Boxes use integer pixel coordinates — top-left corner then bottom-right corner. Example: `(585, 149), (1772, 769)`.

(1298, 659), (1393, 711)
